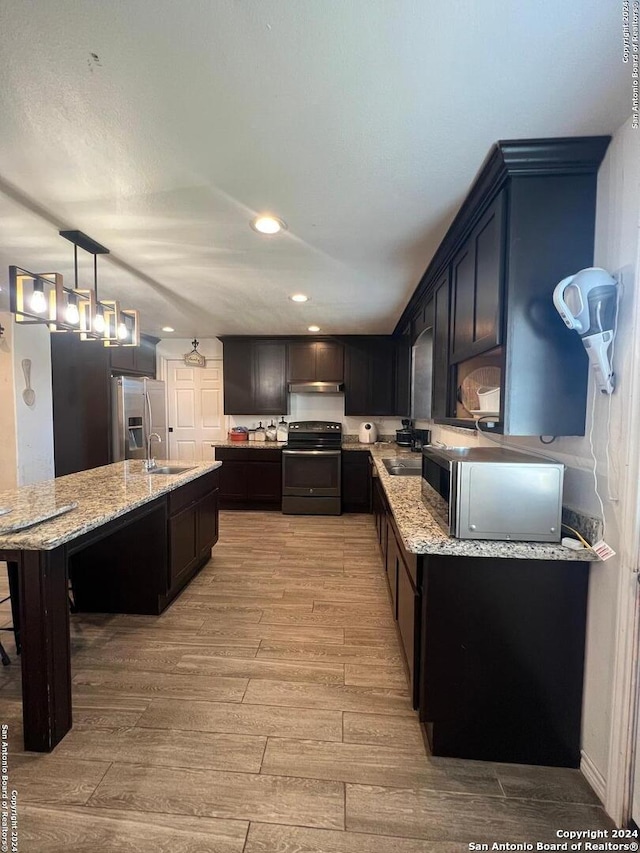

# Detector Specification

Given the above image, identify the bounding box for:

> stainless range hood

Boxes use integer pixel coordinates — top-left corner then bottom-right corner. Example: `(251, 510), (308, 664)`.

(288, 381), (344, 394)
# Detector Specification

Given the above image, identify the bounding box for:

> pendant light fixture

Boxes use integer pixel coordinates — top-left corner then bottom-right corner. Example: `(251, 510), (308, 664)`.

(8, 230), (140, 346)
(59, 230), (140, 348)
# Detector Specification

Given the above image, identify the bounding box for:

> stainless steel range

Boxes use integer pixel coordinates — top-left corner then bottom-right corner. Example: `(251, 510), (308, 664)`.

(282, 421), (342, 515)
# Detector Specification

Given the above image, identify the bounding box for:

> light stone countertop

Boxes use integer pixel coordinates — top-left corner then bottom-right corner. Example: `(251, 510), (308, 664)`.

(212, 441), (288, 450)
(0, 460), (221, 551)
(366, 446), (595, 562)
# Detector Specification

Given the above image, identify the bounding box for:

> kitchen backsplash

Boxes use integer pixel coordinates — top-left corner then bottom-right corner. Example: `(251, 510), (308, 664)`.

(227, 393), (405, 434)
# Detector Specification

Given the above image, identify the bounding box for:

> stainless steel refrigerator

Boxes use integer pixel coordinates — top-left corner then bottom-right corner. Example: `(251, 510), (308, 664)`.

(111, 376), (168, 463)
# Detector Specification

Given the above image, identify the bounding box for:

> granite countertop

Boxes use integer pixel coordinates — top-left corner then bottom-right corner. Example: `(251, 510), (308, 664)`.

(366, 446), (595, 562)
(211, 440), (400, 451)
(0, 460), (221, 551)
(212, 440), (288, 449)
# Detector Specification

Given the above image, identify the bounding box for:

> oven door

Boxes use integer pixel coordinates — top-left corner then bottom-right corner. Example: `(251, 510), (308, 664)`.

(282, 449), (342, 497)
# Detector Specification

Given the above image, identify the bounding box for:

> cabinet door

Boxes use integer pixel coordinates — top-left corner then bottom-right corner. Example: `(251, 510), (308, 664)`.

(344, 341), (370, 416)
(394, 335), (411, 417)
(432, 273), (451, 419)
(247, 461), (282, 503)
(253, 341), (288, 414)
(397, 559), (419, 707)
(342, 451), (371, 513)
(315, 341), (344, 381)
(219, 460), (248, 502)
(473, 193), (504, 351)
(385, 518), (398, 618)
(135, 338), (157, 377)
(288, 342), (316, 382)
(223, 340), (254, 414)
(197, 489), (219, 559)
(450, 242), (475, 362)
(109, 346), (137, 373)
(169, 503), (199, 587)
(369, 339), (396, 416)
(450, 192), (504, 363)
(372, 476), (386, 553)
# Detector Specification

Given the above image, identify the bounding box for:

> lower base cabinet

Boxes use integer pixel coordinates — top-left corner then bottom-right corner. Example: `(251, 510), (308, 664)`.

(342, 451), (372, 512)
(70, 471), (220, 616)
(375, 476), (590, 766)
(419, 555), (589, 767)
(216, 448), (282, 510)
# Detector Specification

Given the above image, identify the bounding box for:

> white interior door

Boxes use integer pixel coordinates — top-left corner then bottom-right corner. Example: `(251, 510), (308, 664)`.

(166, 359), (224, 461)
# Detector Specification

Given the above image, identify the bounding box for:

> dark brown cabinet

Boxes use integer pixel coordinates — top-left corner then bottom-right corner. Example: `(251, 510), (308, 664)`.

(215, 447), (282, 509)
(51, 333), (158, 476)
(343, 337), (409, 417)
(221, 338), (288, 415)
(288, 340), (344, 382)
(397, 137), (611, 436)
(431, 272), (450, 419)
(385, 516), (398, 618)
(169, 503), (199, 588)
(109, 335), (158, 377)
(381, 505), (421, 708)
(341, 450), (371, 513)
(70, 471), (219, 617)
(418, 555), (589, 767)
(372, 474), (388, 555)
(450, 192), (504, 364)
(167, 470), (220, 600)
(51, 334), (112, 476)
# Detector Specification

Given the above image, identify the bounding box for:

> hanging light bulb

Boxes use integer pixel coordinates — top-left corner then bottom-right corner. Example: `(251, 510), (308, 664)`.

(117, 316), (129, 341)
(93, 304), (106, 334)
(66, 292), (80, 325)
(30, 280), (47, 314)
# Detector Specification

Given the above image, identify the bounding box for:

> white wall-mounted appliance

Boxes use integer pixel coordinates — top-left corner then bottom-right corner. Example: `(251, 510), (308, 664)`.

(553, 267), (617, 394)
(111, 376), (167, 462)
(358, 422), (378, 444)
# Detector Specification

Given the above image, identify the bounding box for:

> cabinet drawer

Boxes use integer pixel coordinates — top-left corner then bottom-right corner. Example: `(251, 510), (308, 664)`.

(168, 471), (220, 516)
(215, 447), (282, 463)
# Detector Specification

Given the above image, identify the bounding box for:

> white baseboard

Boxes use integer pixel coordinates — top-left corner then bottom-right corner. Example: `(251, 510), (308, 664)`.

(581, 749), (607, 805)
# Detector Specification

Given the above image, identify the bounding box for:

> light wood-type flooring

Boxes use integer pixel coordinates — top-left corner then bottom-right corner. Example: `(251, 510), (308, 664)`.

(0, 512), (613, 851)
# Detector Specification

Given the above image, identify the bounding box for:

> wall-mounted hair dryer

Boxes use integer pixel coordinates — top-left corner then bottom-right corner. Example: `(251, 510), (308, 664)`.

(553, 267), (617, 394)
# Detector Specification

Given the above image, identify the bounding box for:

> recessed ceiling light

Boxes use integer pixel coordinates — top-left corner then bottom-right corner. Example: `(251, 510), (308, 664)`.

(251, 215), (287, 235)
(308, 325), (320, 332)
(289, 294), (309, 303)
(162, 326), (175, 332)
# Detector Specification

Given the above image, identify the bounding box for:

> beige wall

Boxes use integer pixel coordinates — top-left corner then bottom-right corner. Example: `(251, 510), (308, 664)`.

(0, 314), (54, 491)
(0, 313), (18, 491)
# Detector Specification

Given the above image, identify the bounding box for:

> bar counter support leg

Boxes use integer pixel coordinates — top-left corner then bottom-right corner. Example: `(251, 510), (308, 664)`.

(18, 547), (72, 752)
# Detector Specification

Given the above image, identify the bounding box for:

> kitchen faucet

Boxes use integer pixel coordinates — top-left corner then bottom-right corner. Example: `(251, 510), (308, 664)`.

(144, 433), (162, 471)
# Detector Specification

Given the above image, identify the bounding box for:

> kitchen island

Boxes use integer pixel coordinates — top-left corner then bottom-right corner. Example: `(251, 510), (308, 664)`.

(0, 460), (221, 752)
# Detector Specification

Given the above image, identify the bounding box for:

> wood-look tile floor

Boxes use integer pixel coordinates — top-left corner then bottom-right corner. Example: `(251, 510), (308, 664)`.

(0, 513), (613, 851)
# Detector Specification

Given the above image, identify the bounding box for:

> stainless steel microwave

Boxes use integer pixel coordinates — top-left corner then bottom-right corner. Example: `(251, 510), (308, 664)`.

(421, 446), (564, 542)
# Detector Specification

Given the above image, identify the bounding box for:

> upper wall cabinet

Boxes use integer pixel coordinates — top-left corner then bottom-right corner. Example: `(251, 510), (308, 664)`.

(221, 338), (288, 415)
(343, 336), (410, 417)
(399, 136), (611, 436)
(110, 335), (158, 377)
(450, 191), (504, 364)
(288, 340), (344, 382)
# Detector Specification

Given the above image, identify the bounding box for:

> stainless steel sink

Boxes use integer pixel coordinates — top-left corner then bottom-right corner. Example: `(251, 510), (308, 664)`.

(381, 457), (422, 476)
(149, 466), (195, 475)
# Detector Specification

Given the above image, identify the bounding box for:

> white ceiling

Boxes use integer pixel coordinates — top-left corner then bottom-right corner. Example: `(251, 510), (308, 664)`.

(0, 1), (628, 337)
